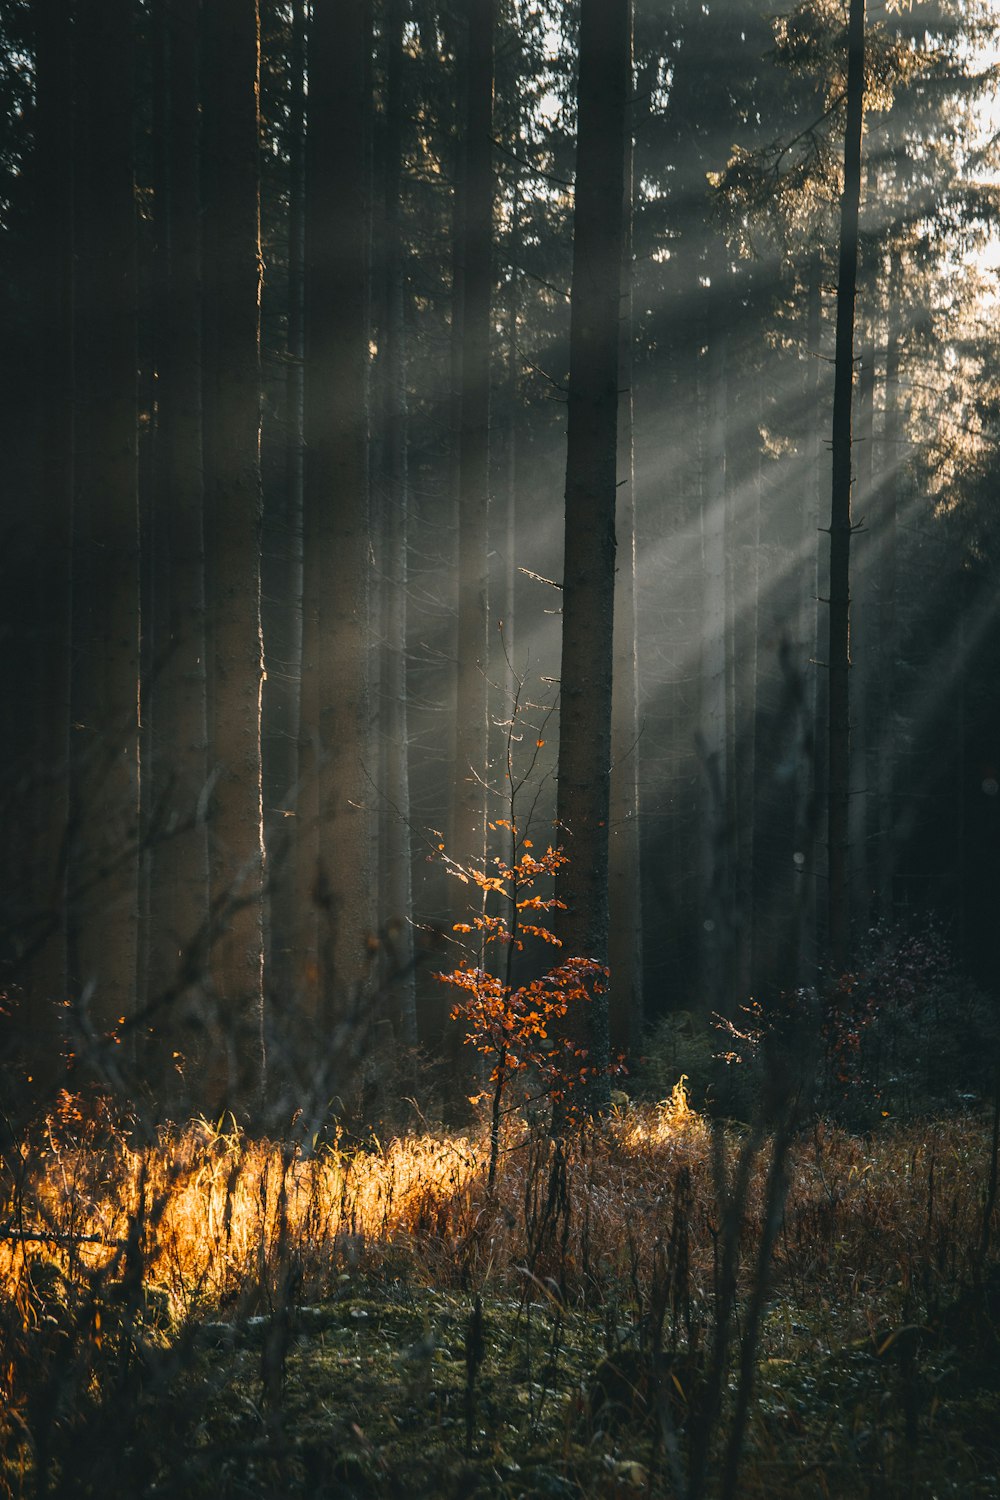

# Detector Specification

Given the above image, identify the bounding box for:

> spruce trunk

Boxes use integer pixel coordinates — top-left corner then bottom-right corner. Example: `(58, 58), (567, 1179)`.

(827, 0), (865, 977)
(555, 0), (631, 1110)
(201, 0), (265, 1117)
(299, 0), (373, 1081)
(68, 0), (140, 1052)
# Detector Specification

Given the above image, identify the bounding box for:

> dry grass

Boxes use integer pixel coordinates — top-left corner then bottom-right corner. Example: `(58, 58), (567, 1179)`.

(2, 1084), (993, 1323)
(1, 1081), (997, 1497)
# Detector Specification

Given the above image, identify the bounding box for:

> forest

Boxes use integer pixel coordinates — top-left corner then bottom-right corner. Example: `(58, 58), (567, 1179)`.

(1, 0), (1000, 1495)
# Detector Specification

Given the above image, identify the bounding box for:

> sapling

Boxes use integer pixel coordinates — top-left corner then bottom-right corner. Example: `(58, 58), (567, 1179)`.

(434, 646), (610, 1188)
(436, 832), (608, 1189)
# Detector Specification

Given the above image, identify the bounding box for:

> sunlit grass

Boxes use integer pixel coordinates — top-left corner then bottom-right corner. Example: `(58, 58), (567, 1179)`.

(2, 1080), (992, 1326)
(2, 1083), (997, 1498)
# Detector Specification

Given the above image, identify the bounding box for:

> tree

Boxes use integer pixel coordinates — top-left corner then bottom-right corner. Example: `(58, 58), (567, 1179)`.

(67, 0), (140, 1044)
(260, 0), (306, 1013)
(24, 0), (74, 1026)
(145, 0), (211, 1101)
(201, 0), (266, 1115)
(298, 0), (373, 1068)
(554, 0), (631, 1109)
(376, 0), (417, 1047)
(451, 0), (496, 923)
(608, 35), (643, 1058)
(827, 0), (866, 976)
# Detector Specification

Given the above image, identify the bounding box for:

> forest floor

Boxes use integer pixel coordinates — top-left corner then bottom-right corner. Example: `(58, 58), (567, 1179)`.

(2, 1086), (999, 1498)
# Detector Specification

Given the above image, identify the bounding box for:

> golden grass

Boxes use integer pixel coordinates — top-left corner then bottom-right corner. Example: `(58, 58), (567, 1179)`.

(2, 1082), (998, 1500)
(2, 1079), (992, 1334)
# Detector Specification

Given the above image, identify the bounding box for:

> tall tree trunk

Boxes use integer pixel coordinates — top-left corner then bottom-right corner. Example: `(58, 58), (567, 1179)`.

(262, 0), (306, 1012)
(492, 34), (521, 743)
(378, 0), (417, 1048)
(299, 0), (373, 1078)
(201, 0), (265, 1117)
(608, 12), (643, 1059)
(848, 328), (875, 933)
(698, 316), (732, 1013)
(68, 0), (140, 1051)
(875, 261), (902, 920)
(555, 0), (631, 1110)
(26, 0), (74, 1035)
(145, 0), (211, 1105)
(795, 250), (824, 982)
(734, 354), (759, 998)
(451, 0), (495, 891)
(826, 0), (866, 976)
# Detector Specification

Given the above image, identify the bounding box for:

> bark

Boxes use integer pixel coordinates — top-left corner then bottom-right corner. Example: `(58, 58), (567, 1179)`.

(795, 251), (824, 982)
(201, 0), (265, 1117)
(555, 0), (631, 1109)
(299, 0), (373, 1064)
(68, 0), (141, 1047)
(25, 0), (74, 1027)
(875, 263), (901, 918)
(734, 357), (759, 997)
(378, 0), (417, 1047)
(492, 68), (521, 740)
(262, 0), (305, 1008)
(848, 328), (875, 931)
(698, 317), (732, 1013)
(826, 0), (866, 977)
(146, 0), (211, 1102)
(451, 0), (495, 892)
(608, 16), (643, 1059)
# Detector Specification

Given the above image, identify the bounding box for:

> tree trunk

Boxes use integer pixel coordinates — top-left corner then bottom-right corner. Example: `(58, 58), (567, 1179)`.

(875, 262), (901, 920)
(795, 250), (824, 983)
(555, 0), (631, 1110)
(826, 0), (866, 977)
(145, 0), (211, 1105)
(261, 0), (305, 1014)
(698, 316), (732, 1013)
(733, 351), (759, 998)
(68, 0), (141, 1051)
(201, 0), (265, 1117)
(608, 13), (643, 1059)
(451, 0), (495, 895)
(25, 0), (74, 1035)
(848, 328), (875, 935)
(378, 0), (417, 1048)
(299, 0), (373, 1079)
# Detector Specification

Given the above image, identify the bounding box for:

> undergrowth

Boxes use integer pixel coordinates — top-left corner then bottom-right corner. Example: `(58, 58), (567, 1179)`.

(1, 1084), (998, 1498)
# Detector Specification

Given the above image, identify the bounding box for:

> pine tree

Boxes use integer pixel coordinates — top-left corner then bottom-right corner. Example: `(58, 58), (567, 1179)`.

(298, 0), (373, 1068)
(201, 0), (266, 1115)
(555, 0), (631, 1109)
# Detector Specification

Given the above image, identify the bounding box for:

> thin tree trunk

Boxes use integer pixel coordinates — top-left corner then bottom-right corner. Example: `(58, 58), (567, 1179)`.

(27, 0), (74, 1034)
(299, 0), (373, 1068)
(734, 358), (759, 997)
(492, 39), (521, 742)
(795, 250), (824, 982)
(201, 0), (265, 1117)
(608, 10), (643, 1059)
(555, 0), (631, 1110)
(451, 0), (495, 893)
(876, 262), (901, 920)
(848, 329), (875, 933)
(698, 318), (731, 1014)
(146, 0), (211, 1104)
(262, 0), (305, 1010)
(379, 0), (417, 1047)
(826, 0), (866, 976)
(68, 0), (140, 1048)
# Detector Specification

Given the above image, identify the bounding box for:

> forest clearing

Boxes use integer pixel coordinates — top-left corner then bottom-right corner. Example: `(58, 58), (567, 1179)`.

(3, 0), (1000, 1491)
